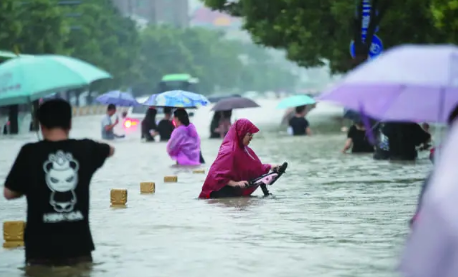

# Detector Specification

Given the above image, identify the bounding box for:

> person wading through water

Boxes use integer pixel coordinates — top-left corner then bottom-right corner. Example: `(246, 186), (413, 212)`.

(3, 99), (115, 266)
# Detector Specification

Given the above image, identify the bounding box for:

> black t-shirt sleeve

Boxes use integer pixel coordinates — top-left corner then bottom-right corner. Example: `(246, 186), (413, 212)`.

(157, 120), (165, 133)
(289, 117), (308, 128)
(288, 117), (294, 126)
(4, 144), (31, 194)
(87, 140), (111, 170)
(304, 119), (310, 128)
(347, 125), (356, 139)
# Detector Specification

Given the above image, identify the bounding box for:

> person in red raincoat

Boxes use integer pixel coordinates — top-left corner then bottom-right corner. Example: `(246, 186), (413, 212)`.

(199, 118), (279, 198)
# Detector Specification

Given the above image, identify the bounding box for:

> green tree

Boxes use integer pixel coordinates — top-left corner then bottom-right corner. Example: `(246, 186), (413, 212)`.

(0, 0), (69, 55)
(136, 25), (298, 94)
(180, 28), (246, 92)
(202, 0), (447, 73)
(431, 0), (458, 42)
(137, 26), (247, 94)
(135, 25), (197, 94)
(61, 0), (140, 92)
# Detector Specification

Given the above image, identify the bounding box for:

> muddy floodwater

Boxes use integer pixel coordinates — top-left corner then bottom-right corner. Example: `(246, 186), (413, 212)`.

(0, 99), (431, 277)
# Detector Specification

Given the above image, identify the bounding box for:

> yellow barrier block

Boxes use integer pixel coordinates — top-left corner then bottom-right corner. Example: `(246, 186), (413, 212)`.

(164, 176), (177, 183)
(3, 221), (25, 248)
(72, 107), (77, 116)
(193, 169), (205, 174)
(140, 182), (155, 194)
(110, 189), (128, 208)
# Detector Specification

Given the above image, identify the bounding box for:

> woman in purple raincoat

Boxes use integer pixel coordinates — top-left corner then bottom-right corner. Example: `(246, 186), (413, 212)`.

(166, 109), (202, 165)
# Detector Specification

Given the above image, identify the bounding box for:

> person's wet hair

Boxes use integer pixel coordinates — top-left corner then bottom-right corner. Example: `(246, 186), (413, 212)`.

(163, 107), (172, 115)
(222, 110), (232, 118)
(354, 118), (363, 127)
(36, 99), (72, 130)
(145, 107), (157, 120)
(295, 105), (306, 114)
(448, 104), (458, 125)
(107, 104), (116, 111)
(212, 112), (221, 121)
(174, 108), (190, 126)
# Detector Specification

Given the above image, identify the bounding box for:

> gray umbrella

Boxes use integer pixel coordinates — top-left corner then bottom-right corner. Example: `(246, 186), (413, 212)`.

(211, 97), (260, 111)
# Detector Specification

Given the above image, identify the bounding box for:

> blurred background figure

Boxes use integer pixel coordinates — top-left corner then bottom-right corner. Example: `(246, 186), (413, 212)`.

(156, 107), (175, 142)
(382, 122), (431, 161)
(288, 105), (312, 136)
(209, 112), (221, 139)
(141, 107), (157, 142)
(341, 119), (374, 154)
(215, 110), (232, 138)
(101, 104), (118, 140)
(167, 109), (202, 165)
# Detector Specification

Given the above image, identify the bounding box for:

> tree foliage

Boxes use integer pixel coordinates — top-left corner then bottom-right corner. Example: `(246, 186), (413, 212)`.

(431, 0), (458, 42)
(135, 26), (296, 94)
(60, 0), (140, 91)
(202, 0), (448, 73)
(1, 0), (298, 98)
(0, 0), (69, 55)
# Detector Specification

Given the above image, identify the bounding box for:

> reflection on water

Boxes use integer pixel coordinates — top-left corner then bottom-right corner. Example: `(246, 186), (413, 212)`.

(0, 100), (431, 277)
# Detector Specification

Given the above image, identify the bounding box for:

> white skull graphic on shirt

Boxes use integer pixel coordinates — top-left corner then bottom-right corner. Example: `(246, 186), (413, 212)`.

(43, 151), (79, 213)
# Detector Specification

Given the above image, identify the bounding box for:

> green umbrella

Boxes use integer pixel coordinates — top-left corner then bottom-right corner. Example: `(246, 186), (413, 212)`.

(276, 94), (316, 109)
(0, 55), (111, 107)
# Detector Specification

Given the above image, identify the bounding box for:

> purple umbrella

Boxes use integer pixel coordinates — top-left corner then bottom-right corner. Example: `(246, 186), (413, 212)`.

(211, 97), (260, 112)
(399, 121), (458, 277)
(95, 90), (139, 107)
(318, 44), (458, 123)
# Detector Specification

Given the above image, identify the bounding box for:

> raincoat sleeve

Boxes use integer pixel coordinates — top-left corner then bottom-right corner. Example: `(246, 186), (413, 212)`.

(200, 147), (237, 198)
(212, 150), (236, 185)
(262, 164), (272, 173)
(166, 128), (185, 156)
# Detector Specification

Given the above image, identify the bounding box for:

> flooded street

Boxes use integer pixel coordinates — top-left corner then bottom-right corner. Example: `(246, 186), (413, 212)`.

(0, 99), (431, 277)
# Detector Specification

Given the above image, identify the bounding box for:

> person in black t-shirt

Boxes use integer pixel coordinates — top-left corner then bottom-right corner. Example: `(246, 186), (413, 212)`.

(155, 107), (175, 142)
(342, 120), (374, 153)
(382, 122), (431, 161)
(3, 99), (114, 266)
(288, 105), (312, 136)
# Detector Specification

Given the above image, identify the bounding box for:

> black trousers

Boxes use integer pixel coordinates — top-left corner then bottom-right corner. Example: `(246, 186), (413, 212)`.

(210, 186), (240, 198)
(199, 151), (205, 164)
(27, 253), (93, 266)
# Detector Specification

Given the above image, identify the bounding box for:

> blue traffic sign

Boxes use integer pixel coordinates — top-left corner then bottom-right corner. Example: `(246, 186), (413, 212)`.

(349, 35), (383, 59)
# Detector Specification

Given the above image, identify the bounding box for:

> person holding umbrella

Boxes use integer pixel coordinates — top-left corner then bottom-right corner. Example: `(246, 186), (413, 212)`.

(215, 110), (232, 138)
(210, 97), (259, 139)
(288, 105), (312, 136)
(276, 94), (315, 135)
(101, 104), (119, 140)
